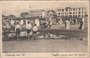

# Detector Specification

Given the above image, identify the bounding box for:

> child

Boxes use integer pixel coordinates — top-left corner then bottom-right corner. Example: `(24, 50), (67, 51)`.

(26, 21), (32, 39)
(49, 20), (52, 28)
(32, 24), (38, 40)
(15, 22), (21, 40)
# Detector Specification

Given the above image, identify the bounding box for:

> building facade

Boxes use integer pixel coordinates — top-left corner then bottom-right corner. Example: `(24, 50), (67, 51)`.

(29, 10), (46, 18)
(56, 7), (87, 18)
(56, 7), (87, 24)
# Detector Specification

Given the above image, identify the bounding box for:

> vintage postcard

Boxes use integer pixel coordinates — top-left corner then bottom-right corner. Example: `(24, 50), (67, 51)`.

(0, 0), (90, 58)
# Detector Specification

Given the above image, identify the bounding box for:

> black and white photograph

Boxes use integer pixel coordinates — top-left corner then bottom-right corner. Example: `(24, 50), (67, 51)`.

(1, 1), (89, 55)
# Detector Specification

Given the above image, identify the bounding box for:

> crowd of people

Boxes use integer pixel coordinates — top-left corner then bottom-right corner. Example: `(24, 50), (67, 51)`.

(41, 18), (53, 28)
(2, 17), (54, 40)
(2, 17), (84, 40)
(3, 19), (39, 40)
(65, 19), (84, 29)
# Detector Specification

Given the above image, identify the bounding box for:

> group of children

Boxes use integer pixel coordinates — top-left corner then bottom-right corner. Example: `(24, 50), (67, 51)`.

(15, 21), (38, 40)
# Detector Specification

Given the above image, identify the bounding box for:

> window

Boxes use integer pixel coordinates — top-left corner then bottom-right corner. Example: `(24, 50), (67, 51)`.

(73, 12), (75, 14)
(73, 9), (75, 11)
(82, 12), (83, 14)
(76, 12), (77, 14)
(58, 13), (60, 15)
(79, 8), (81, 10)
(82, 8), (83, 10)
(82, 15), (83, 17)
(78, 15), (80, 17)
(66, 9), (68, 11)
(76, 8), (77, 11)
(79, 12), (81, 14)
(62, 9), (64, 11)
(69, 12), (72, 14)
(85, 11), (87, 14)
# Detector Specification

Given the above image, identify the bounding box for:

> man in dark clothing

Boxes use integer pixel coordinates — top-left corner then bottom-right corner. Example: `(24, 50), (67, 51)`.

(79, 21), (83, 30)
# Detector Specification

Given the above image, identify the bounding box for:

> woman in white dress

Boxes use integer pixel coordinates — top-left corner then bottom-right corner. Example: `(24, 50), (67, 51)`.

(35, 18), (40, 27)
(65, 20), (70, 29)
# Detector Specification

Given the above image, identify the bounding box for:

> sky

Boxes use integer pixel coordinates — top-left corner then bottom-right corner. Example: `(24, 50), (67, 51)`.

(1, 1), (89, 17)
